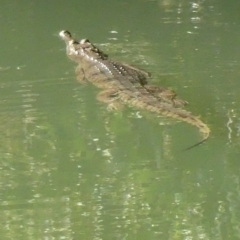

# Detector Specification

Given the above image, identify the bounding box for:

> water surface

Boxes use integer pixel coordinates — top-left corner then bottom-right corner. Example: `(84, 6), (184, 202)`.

(1, 0), (240, 239)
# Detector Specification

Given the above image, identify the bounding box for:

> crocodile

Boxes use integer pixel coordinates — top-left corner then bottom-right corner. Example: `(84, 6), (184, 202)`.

(59, 30), (210, 149)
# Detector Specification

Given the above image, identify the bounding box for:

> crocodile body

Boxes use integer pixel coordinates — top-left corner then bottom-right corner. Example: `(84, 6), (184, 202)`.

(59, 30), (210, 149)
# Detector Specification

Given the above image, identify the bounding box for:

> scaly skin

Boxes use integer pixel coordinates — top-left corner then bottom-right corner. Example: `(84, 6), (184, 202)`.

(59, 30), (210, 149)
(118, 90), (209, 149)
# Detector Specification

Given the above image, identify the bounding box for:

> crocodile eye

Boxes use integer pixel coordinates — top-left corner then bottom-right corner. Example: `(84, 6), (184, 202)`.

(80, 39), (90, 44)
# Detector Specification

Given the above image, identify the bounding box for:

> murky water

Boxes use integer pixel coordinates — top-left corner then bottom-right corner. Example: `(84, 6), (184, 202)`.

(1, 0), (240, 239)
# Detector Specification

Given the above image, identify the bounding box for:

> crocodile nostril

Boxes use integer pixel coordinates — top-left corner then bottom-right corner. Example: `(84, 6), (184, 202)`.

(59, 30), (72, 41)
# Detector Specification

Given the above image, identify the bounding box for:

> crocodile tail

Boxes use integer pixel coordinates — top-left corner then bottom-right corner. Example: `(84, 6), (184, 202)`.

(183, 115), (210, 150)
(147, 104), (210, 150)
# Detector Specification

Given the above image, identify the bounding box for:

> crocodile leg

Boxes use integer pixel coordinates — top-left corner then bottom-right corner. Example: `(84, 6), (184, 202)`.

(144, 85), (188, 107)
(97, 89), (123, 111)
(75, 65), (87, 84)
(117, 62), (150, 86)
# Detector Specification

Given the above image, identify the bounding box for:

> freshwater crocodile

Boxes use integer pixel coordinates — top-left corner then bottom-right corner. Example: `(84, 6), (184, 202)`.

(59, 30), (210, 149)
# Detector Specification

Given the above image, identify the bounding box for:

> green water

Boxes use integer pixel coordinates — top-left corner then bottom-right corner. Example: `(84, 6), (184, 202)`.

(1, 0), (240, 239)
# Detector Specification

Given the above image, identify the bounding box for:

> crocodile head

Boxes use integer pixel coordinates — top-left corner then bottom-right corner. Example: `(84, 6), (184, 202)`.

(59, 30), (108, 61)
(59, 30), (82, 59)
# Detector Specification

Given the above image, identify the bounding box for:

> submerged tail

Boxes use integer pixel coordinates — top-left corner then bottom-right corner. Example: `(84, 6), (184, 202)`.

(142, 101), (210, 150)
(183, 117), (210, 150)
(119, 91), (210, 150)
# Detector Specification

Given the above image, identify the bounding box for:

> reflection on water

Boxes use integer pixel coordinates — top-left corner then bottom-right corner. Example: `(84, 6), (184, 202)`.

(1, 0), (240, 239)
